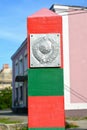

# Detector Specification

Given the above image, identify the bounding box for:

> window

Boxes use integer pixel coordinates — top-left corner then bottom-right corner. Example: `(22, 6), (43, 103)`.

(24, 54), (27, 72)
(20, 86), (23, 100)
(3, 82), (11, 84)
(19, 58), (23, 75)
(15, 62), (18, 77)
(16, 88), (18, 100)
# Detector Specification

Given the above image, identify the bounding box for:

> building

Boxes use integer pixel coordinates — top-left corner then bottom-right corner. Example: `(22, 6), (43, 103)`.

(11, 39), (28, 112)
(11, 4), (87, 114)
(0, 64), (12, 90)
(50, 4), (87, 112)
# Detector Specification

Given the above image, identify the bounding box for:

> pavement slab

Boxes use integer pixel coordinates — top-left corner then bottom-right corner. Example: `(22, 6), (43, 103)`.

(67, 120), (87, 129)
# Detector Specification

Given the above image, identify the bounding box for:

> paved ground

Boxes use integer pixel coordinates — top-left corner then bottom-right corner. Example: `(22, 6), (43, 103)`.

(0, 110), (87, 129)
(0, 110), (28, 122)
(67, 128), (87, 130)
(65, 109), (87, 129)
(66, 120), (87, 129)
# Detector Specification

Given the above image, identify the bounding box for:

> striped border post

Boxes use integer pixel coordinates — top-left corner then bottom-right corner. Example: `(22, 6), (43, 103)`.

(27, 8), (65, 130)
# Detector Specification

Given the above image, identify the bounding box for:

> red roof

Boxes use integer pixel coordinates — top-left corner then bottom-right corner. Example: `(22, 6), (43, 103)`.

(28, 8), (59, 18)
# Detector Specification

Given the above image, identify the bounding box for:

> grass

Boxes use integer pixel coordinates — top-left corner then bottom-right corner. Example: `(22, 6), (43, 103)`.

(82, 117), (87, 120)
(22, 127), (28, 130)
(66, 122), (78, 128)
(0, 117), (21, 124)
(0, 118), (28, 130)
(66, 116), (87, 120)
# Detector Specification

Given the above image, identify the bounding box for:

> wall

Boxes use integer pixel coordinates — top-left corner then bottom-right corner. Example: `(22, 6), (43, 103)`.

(69, 11), (87, 107)
(11, 40), (27, 108)
(63, 9), (87, 110)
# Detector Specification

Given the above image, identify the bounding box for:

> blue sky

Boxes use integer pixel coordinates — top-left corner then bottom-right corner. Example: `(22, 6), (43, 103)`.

(0, 0), (87, 69)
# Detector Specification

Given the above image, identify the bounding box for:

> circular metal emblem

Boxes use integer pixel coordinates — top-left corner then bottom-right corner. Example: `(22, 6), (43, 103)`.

(32, 36), (59, 64)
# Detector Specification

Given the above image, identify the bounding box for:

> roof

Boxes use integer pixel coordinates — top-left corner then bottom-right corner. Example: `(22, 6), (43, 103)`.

(50, 4), (87, 16)
(28, 8), (59, 18)
(50, 4), (87, 10)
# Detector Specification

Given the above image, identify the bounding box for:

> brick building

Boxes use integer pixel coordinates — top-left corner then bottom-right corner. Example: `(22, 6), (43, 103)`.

(0, 64), (12, 90)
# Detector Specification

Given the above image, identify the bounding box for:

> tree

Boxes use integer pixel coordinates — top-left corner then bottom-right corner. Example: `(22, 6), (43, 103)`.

(0, 87), (12, 110)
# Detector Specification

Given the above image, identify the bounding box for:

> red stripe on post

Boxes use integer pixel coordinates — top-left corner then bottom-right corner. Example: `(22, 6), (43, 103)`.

(28, 96), (65, 128)
(27, 17), (62, 34)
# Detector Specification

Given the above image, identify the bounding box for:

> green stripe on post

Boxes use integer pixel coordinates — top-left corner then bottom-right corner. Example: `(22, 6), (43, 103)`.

(28, 68), (64, 96)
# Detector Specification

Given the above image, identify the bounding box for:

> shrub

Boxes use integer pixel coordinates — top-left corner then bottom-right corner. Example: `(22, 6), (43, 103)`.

(0, 87), (12, 110)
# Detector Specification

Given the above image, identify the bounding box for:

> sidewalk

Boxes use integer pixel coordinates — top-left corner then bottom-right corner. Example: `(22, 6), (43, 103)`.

(0, 110), (87, 129)
(66, 120), (87, 129)
(0, 110), (28, 122)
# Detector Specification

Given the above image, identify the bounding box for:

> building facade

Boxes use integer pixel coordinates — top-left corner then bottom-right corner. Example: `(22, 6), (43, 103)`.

(50, 4), (87, 110)
(11, 39), (28, 112)
(0, 64), (12, 90)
